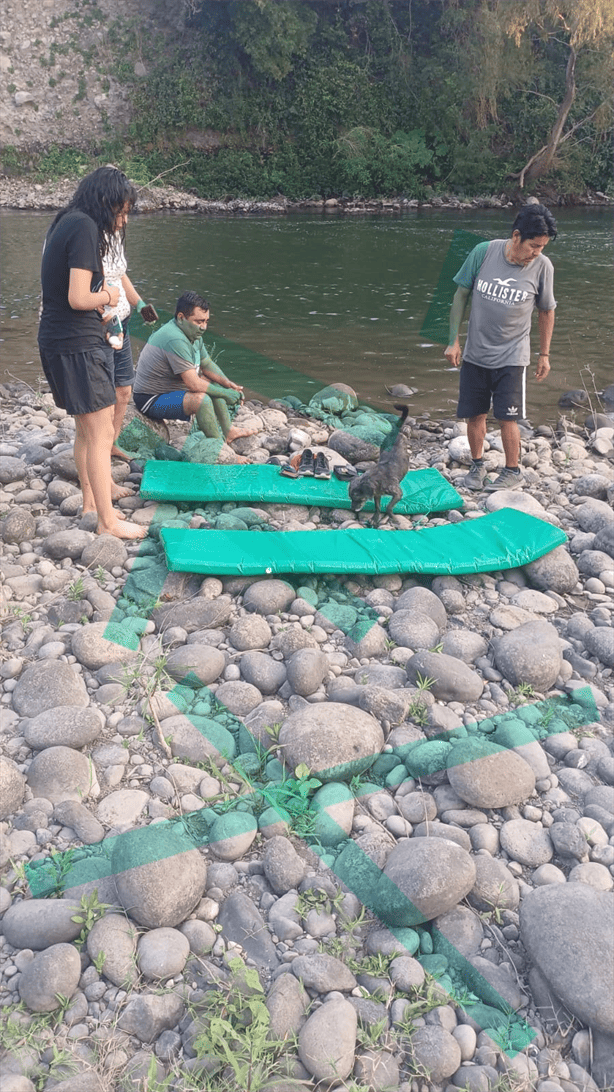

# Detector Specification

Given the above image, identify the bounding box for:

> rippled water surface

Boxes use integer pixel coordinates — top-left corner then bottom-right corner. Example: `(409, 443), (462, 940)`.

(1, 206), (611, 422)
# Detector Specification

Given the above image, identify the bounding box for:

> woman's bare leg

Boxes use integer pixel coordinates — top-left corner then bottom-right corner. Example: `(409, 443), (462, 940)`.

(111, 383), (133, 466)
(76, 405), (145, 539)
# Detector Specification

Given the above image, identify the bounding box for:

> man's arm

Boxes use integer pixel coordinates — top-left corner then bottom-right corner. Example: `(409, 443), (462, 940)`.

(444, 286), (471, 368)
(199, 347), (243, 393)
(180, 368), (241, 403)
(535, 309), (555, 382)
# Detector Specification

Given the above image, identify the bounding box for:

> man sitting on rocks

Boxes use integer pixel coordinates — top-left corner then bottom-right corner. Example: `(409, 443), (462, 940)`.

(132, 290), (256, 449)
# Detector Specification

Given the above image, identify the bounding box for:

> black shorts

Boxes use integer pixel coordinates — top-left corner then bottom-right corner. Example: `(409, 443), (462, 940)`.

(39, 343), (115, 416)
(457, 360), (526, 421)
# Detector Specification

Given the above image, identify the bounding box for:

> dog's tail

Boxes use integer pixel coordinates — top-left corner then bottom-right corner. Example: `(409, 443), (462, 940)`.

(379, 403), (410, 453)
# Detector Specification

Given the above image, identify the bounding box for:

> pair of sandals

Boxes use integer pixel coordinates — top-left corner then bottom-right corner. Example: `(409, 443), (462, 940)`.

(277, 449), (331, 479)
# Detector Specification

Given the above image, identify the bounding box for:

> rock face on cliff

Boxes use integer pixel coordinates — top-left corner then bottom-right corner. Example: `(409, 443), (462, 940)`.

(0, 0), (181, 148)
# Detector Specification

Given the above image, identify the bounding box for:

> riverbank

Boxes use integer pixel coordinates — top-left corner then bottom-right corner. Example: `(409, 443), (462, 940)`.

(1, 379), (614, 1092)
(1, 174), (612, 214)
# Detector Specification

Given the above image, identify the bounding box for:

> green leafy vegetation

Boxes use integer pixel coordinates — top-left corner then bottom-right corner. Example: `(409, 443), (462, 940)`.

(3, 0), (611, 197)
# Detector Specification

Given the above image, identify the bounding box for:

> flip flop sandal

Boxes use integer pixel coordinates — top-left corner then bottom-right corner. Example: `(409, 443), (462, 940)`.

(333, 464), (359, 481)
(279, 463), (299, 478)
(297, 449), (315, 476)
(313, 452), (332, 479)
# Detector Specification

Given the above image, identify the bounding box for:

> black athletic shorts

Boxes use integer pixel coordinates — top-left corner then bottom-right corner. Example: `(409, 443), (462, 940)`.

(457, 360), (526, 421)
(39, 343), (115, 416)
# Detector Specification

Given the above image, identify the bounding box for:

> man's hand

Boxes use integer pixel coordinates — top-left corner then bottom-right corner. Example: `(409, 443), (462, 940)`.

(444, 342), (461, 368)
(535, 356), (551, 382)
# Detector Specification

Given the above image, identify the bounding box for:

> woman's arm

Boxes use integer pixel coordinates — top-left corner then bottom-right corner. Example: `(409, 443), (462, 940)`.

(68, 268), (119, 311)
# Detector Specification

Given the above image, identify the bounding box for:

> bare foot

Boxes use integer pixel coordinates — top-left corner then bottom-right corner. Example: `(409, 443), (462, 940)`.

(111, 445), (132, 462)
(226, 425), (259, 443)
(111, 483), (134, 500)
(97, 519), (147, 540)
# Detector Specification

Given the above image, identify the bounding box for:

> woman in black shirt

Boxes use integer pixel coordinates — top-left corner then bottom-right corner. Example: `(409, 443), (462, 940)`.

(39, 166), (146, 540)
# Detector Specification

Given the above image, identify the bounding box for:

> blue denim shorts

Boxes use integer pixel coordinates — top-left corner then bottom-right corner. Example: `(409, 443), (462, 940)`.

(113, 322), (134, 388)
(132, 389), (191, 422)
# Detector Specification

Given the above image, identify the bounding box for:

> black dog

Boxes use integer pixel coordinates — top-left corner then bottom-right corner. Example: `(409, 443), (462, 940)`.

(348, 404), (411, 526)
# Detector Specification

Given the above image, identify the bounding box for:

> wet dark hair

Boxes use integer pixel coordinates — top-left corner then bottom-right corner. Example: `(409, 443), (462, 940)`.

(511, 203), (557, 242)
(175, 291), (210, 317)
(48, 167), (137, 258)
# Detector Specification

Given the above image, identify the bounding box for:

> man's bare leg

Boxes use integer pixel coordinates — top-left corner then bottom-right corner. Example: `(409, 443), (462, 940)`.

(212, 397), (258, 443)
(467, 414), (487, 460)
(499, 419), (521, 469)
(76, 406), (145, 540)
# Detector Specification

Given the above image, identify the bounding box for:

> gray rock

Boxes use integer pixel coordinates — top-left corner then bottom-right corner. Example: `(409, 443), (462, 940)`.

(593, 524), (614, 559)
(163, 712), (236, 766)
(358, 685), (410, 726)
(520, 884), (614, 1034)
(43, 529), (94, 559)
(550, 822), (589, 860)
(354, 1048), (401, 1090)
(71, 621), (140, 671)
(179, 919), (216, 955)
(433, 906), (484, 957)
(0, 756), (25, 819)
(397, 792), (437, 824)
(22, 706), (103, 751)
(500, 819), (553, 866)
(209, 811), (258, 860)
(11, 661), (89, 716)
(214, 680), (262, 715)
(388, 610), (441, 650)
(273, 627), (319, 657)
(151, 596), (233, 633)
(468, 954), (526, 1010)
(137, 927), (190, 980)
(574, 500), (613, 534)
(263, 836), (308, 895)
(441, 630), (488, 663)
(291, 953), (357, 992)
(447, 738), (535, 808)
(395, 586), (448, 632)
(493, 621), (562, 689)
(165, 645), (226, 685)
(81, 534), (128, 571)
(298, 996), (357, 1082)
(406, 651), (483, 702)
(577, 549), (614, 578)
(242, 700), (285, 748)
(18, 943), (81, 1012)
(113, 836), (207, 927)
(52, 801), (105, 845)
(96, 789), (149, 832)
(3, 900), (83, 949)
(410, 1025), (462, 1082)
(218, 892), (280, 971)
(26, 746), (96, 804)
(381, 838), (476, 925)
(86, 913), (138, 986)
(278, 702), (384, 781)
(243, 578), (296, 615)
(285, 648), (328, 696)
(523, 546), (580, 594)
(592, 1029), (614, 1089)
(229, 614), (273, 651)
(240, 651), (287, 694)
(118, 992), (185, 1042)
(585, 785), (614, 814)
(2, 507), (36, 544)
(0, 456), (27, 484)
(389, 955), (426, 991)
(266, 972), (309, 1039)
(355, 664), (407, 688)
(468, 856), (519, 912)
(345, 622), (389, 659)
(585, 627), (614, 668)
(328, 429), (380, 462)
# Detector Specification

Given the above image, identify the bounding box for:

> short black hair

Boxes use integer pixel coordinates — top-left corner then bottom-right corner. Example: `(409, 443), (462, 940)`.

(175, 291), (210, 318)
(511, 204), (557, 242)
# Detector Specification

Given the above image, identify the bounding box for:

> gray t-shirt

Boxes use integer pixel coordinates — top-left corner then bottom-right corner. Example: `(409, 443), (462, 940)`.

(454, 239), (556, 369)
(133, 318), (213, 396)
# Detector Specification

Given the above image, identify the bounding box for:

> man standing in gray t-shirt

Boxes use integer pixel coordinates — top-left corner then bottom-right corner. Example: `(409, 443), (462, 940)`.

(444, 203), (557, 491)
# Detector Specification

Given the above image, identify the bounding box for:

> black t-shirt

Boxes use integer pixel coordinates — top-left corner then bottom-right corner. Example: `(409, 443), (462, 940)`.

(38, 210), (106, 351)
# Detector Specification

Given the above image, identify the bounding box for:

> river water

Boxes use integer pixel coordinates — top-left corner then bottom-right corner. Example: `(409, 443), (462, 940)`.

(1, 207), (611, 423)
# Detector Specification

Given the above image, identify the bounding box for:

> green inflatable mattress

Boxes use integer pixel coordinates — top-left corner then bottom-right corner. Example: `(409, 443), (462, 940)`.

(140, 461), (462, 514)
(160, 508), (566, 576)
